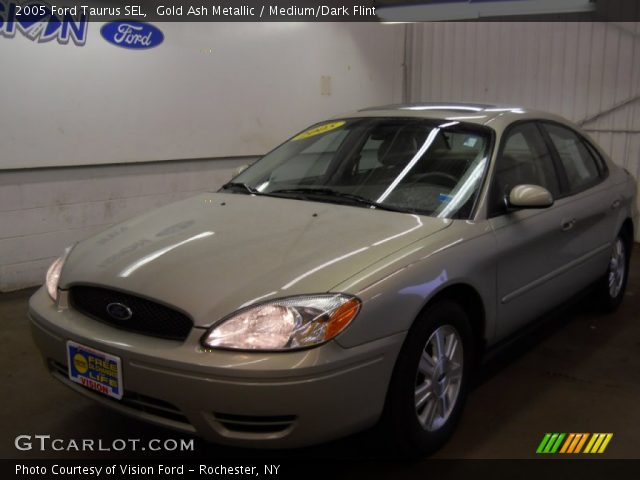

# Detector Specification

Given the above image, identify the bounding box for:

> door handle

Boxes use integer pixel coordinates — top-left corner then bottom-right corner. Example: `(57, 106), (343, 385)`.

(611, 199), (621, 210)
(561, 218), (576, 232)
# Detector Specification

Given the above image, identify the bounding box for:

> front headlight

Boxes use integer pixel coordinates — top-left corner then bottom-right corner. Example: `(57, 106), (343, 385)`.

(45, 246), (73, 301)
(201, 294), (361, 351)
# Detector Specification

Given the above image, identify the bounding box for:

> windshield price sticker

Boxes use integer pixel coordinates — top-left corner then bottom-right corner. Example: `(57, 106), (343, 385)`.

(292, 121), (346, 141)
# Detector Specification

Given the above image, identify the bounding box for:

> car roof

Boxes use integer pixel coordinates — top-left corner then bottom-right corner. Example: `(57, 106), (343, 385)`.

(334, 102), (574, 132)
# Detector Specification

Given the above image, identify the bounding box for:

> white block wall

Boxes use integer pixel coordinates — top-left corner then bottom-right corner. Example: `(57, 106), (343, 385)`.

(406, 22), (640, 240)
(0, 22), (405, 169)
(0, 21), (405, 292)
(0, 158), (248, 291)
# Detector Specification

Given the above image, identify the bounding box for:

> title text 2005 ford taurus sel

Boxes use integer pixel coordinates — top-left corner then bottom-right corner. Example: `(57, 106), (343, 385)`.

(29, 103), (637, 453)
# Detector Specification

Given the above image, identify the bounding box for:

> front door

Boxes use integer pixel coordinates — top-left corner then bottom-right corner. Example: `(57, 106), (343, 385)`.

(489, 121), (577, 339)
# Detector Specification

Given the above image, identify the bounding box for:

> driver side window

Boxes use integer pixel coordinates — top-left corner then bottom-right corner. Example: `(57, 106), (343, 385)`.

(490, 122), (560, 216)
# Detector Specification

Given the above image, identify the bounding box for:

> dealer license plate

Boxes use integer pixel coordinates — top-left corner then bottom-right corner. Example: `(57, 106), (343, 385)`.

(66, 341), (123, 400)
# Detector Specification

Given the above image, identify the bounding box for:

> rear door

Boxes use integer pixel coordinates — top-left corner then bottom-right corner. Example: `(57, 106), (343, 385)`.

(539, 122), (618, 286)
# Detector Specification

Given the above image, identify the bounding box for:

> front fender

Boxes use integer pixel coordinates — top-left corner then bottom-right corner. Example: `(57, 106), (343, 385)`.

(333, 220), (497, 349)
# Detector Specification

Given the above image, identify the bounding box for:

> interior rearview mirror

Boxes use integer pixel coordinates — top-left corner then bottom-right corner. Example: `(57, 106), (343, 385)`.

(507, 184), (554, 209)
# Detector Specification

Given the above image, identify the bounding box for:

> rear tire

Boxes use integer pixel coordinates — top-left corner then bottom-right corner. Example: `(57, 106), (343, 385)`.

(597, 232), (631, 312)
(382, 300), (474, 456)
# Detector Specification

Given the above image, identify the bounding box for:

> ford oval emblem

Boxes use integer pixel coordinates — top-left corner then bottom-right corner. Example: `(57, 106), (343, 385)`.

(106, 302), (133, 321)
(100, 21), (164, 50)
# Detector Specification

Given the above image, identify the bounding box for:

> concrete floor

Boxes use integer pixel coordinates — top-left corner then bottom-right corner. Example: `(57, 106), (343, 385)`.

(2, 246), (639, 460)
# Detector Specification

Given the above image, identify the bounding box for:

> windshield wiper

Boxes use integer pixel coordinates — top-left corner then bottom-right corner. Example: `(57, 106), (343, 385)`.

(220, 182), (260, 195)
(268, 188), (412, 213)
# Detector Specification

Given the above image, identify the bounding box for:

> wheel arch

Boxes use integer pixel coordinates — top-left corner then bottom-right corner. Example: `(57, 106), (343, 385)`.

(417, 283), (487, 357)
(621, 217), (634, 249)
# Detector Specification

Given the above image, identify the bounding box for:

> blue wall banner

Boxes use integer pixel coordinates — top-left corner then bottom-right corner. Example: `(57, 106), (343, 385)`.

(0, 0), (87, 45)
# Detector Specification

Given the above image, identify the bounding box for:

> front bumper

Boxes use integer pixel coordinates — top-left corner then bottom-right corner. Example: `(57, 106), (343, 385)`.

(28, 287), (404, 448)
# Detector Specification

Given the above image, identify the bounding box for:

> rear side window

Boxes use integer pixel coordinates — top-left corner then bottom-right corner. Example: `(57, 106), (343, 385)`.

(490, 122), (560, 216)
(583, 136), (608, 174)
(542, 123), (602, 194)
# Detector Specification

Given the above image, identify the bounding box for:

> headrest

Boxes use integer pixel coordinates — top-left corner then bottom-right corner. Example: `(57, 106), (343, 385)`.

(498, 154), (522, 170)
(430, 133), (449, 151)
(377, 131), (419, 166)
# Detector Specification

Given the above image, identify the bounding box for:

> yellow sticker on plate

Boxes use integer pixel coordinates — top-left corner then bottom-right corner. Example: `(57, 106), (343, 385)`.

(292, 121), (345, 141)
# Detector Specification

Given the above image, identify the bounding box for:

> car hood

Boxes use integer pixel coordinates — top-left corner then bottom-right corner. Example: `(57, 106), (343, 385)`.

(60, 193), (450, 327)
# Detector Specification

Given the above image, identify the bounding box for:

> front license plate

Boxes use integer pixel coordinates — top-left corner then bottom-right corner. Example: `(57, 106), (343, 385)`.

(66, 341), (123, 400)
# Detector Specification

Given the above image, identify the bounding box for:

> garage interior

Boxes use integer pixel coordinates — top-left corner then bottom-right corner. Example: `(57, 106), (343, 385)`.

(2, 14), (640, 460)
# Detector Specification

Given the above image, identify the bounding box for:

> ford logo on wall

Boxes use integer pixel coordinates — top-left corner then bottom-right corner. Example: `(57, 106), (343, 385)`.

(100, 21), (164, 50)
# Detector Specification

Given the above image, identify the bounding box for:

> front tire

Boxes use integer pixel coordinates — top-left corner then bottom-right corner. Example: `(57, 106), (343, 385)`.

(382, 300), (474, 456)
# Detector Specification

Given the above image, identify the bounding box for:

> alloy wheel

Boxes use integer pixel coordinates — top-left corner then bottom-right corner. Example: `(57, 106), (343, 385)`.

(414, 325), (463, 432)
(608, 237), (626, 299)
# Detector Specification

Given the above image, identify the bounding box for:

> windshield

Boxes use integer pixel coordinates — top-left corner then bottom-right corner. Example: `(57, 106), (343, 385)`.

(228, 117), (492, 219)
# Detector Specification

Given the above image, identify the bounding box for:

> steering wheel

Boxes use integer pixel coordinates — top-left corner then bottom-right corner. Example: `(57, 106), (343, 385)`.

(417, 172), (458, 188)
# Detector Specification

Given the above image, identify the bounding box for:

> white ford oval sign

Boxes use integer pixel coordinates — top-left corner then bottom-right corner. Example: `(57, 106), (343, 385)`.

(100, 21), (164, 50)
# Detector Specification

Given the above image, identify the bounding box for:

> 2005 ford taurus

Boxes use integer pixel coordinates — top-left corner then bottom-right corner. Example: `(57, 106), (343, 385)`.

(30, 103), (637, 453)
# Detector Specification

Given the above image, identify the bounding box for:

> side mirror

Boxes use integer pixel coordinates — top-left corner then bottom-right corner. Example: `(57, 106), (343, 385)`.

(507, 184), (554, 209)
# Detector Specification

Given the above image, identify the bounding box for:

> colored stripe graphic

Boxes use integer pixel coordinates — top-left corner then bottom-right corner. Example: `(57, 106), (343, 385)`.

(564, 433), (582, 453)
(597, 434), (614, 453)
(536, 433), (565, 453)
(550, 433), (565, 453)
(574, 433), (589, 453)
(584, 433), (598, 453)
(536, 433), (552, 453)
(543, 433), (559, 453)
(584, 433), (614, 454)
(559, 433), (575, 453)
(537, 433), (613, 454)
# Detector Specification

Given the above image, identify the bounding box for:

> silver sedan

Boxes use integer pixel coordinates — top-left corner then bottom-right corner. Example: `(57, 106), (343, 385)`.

(29, 103), (638, 454)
